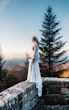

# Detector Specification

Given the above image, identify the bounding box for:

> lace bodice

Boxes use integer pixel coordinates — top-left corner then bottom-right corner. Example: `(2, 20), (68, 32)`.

(32, 42), (39, 61)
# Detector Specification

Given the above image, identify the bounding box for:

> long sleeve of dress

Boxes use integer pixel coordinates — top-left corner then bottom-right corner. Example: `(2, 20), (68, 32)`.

(32, 43), (37, 59)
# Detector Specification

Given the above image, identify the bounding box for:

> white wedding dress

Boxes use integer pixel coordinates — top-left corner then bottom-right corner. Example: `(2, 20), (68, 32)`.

(27, 42), (42, 97)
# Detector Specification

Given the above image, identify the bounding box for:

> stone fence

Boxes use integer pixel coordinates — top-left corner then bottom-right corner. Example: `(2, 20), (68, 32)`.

(0, 77), (69, 110)
(43, 77), (69, 110)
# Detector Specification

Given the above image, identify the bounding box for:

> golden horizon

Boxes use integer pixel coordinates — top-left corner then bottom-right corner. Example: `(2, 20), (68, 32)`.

(4, 52), (32, 59)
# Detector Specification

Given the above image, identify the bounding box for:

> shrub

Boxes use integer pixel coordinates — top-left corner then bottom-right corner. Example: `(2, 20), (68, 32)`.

(5, 73), (21, 88)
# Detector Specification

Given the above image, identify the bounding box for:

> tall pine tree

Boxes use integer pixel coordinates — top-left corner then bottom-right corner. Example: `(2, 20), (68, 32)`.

(39, 6), (69, 77)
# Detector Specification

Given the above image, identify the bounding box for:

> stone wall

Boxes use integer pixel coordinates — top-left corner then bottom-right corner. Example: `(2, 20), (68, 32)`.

(43, 77), (69, 110)
(0, 78), (69, 110)
(0, 81), (38, 110)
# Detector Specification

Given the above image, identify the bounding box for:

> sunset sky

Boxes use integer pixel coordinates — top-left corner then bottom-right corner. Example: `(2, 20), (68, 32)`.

(0, 0), (69, 59)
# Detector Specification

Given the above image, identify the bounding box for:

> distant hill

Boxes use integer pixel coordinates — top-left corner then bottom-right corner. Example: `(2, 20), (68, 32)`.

(4, 58), (28, 79)
(60, 63), (69, 78)
(4, 58), (26, 68)
(7, 66), (26, 78)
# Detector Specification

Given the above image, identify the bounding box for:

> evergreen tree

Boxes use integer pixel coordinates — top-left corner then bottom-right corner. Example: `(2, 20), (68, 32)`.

(39, 6), (69, 77)
(0, 46), (5, 80)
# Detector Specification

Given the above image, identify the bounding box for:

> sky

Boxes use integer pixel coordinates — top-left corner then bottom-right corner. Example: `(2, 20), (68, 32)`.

(0, 0), (69, 59)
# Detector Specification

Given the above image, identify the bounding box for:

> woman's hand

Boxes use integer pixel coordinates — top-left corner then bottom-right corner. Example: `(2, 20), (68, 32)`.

(32, 58), (34, 63)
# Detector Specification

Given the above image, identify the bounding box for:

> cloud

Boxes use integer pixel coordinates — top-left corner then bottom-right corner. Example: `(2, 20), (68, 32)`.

(0, 0), (10, 10)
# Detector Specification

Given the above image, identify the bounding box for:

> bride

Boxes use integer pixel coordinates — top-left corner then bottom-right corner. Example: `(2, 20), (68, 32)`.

(27, 36), (42, 97)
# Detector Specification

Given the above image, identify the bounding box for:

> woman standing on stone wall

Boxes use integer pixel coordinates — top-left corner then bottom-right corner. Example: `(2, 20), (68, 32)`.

(27, 36), (42, 97)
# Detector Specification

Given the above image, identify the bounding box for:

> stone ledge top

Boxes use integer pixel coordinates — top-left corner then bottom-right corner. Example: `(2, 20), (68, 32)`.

(0, 81), (35, 108)
(42, 77), (69, 82)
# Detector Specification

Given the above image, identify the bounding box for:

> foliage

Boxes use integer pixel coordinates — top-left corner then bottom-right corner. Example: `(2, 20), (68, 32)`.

(0, 46), (7, 81)
(5, 73), (21, 88)
(39, 6), (69, 77)
(24, 53), (29, 74)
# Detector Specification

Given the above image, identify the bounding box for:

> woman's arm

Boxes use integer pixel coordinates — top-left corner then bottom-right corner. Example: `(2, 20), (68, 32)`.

(32, 43), (37, 63)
